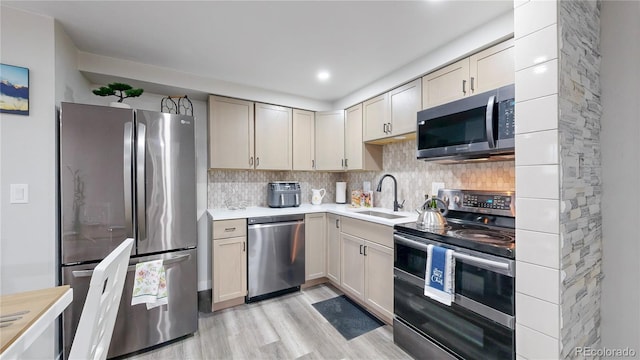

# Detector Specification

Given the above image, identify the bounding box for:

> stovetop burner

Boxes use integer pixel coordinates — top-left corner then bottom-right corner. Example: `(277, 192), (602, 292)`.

(449, 229), (514, 245)
(395, 221), (515, 258)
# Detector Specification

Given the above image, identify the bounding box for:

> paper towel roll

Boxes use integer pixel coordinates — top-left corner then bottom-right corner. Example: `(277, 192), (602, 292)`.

(336, 182), (346, 204)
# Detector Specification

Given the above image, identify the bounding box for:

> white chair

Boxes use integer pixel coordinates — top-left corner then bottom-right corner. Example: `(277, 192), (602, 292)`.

(68, 238), (134, 360)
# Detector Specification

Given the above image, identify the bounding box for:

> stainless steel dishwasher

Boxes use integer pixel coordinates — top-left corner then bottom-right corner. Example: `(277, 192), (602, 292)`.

(247, 214), (305, 302)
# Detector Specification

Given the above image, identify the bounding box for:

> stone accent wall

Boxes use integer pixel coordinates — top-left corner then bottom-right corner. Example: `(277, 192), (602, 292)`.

(558, 0), (603, 357)
(208, 138), (515, 211)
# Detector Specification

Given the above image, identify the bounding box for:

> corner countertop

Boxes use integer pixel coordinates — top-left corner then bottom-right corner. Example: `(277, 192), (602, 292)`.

(207, 203), (418, 227)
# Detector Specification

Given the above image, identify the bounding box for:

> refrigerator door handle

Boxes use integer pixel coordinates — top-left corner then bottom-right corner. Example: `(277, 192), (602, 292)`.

(71, 254), (192, 277)
(136, 122), (147, 242)
(123, 122), (134, 238)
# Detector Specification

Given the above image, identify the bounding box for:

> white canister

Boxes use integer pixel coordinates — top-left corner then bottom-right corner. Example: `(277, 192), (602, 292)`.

(336, 182), (347, 204)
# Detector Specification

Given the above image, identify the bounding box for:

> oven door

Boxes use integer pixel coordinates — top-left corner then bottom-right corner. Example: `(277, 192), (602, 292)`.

(394, 269), (514, 360)
(394, 233), (515, 319)
(393, 232), (515, 359)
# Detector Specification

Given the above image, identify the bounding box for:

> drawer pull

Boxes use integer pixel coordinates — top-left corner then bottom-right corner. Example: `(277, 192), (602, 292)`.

(224, 227), (236, 232)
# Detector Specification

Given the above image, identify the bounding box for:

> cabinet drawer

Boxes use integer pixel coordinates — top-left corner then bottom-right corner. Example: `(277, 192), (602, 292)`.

(340, 217), (393, 248)
(213, 219), (247, 239)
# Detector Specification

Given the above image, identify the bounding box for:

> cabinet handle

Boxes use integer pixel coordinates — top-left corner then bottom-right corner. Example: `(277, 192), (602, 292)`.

(359, 244), (363, 255)
(363, 245), (367, 256)
(336, 219), (340, 228)
(387, 122), (392, 133)
(312, 159), (315, 169)
(256, 157), (260, 167)
(344, 158), (348, 168)
(249, 156), (254, 166)
(470, 77), (475, 93)
(243, 241), (246, 252)
(224, 227), (236, 232)
(383, 123), (387, 133)
(341, 159), (344, 168)
(462, 79), (467, 95)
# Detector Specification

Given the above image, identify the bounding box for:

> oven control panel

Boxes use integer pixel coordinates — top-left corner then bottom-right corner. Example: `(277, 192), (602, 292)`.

(438, 189), (515, 217)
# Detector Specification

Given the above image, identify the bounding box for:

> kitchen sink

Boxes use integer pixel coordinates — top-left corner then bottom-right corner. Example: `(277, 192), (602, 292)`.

(354, 210), (406, 220)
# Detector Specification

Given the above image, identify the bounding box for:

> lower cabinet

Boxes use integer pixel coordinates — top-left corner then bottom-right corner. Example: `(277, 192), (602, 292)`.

(305, 213), (326, 280)
(326, 213), (341, 284)
(212, 219), (247, 310)
(339, 217), (394, 323)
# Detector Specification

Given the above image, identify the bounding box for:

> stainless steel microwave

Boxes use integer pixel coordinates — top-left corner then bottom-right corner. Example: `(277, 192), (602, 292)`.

(416, 84), (515, 162)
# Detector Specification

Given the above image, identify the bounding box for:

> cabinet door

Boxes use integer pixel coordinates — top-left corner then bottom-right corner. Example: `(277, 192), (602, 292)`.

(208, 96), (254, 169)
(315, 110), (345, 171)
(364, 240), (393, 322)
(254, 103), (292, 170)
(326, 214), (341, 284)
(363, 93), (390, 142)
(213, 236), (247, 303)
(345, 104), (364, 170)
(469, 39), (515, 94)
(422, 58), (470, 109)
(305, 213), (326, 280)
(293, 109), (315, 171)
(340, 233), (365, 300)
(389, 78), (422, 136)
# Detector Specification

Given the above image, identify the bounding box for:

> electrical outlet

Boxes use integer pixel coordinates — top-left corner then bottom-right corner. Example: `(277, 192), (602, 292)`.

(431, 182), (445, 196)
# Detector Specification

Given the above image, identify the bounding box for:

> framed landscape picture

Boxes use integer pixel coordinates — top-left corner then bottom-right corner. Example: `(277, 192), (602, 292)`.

(0, 63), (29, 116)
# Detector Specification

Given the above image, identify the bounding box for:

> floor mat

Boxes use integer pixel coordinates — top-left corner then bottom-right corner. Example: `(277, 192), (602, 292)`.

(312, 295), (384, 340)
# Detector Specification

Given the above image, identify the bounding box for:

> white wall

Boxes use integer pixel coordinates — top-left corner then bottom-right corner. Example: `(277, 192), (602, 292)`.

(0, 6), (57, 359)
(600, 0), (640, 355)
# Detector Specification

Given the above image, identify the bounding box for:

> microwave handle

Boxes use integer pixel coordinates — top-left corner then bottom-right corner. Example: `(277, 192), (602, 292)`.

(485, 95), (497, 148)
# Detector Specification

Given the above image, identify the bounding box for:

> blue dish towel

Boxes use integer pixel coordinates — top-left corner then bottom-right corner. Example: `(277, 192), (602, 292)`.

(424, 244), (455, 306)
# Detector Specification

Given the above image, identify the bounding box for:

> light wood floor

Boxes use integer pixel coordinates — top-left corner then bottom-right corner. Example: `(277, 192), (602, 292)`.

(125, 284), (411, 360)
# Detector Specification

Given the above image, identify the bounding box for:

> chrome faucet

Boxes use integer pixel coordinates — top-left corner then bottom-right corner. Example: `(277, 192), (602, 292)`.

(376, 174), (404, 212)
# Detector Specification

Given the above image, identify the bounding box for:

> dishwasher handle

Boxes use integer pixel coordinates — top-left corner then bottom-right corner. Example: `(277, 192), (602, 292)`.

(248, 220), (303, 230)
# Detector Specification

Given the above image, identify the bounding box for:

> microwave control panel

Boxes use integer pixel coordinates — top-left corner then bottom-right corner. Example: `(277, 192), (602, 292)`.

(498, 99), (515, 139)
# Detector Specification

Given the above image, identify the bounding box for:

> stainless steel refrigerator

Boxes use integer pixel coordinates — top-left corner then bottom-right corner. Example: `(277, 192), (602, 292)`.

(58, 102), (197, 358)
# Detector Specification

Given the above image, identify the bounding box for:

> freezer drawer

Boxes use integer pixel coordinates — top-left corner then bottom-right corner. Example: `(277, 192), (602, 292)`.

(61, 248), (197, 359)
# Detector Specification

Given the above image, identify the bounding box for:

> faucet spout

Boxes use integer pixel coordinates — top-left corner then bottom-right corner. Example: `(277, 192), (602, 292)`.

(376, 174), (402, 212)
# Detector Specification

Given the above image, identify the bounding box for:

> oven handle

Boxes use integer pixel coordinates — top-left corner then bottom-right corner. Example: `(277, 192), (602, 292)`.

(394, 234), (513, 275)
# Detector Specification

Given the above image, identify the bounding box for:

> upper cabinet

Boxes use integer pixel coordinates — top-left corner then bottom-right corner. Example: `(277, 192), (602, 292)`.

(208, 96), (293, 170)
(363, 79), (422, 144)
(254, 103), (292, 170)
(292, 109), (315, 171)
(422, 39), (514, 109)
(315, 110), (345, 171)
(208, 95), (254, 169)
(388, 78), (422, 137)
(363, 93), (389, 142)
(468, 39), (515, 95)
(345, 104), (382, 171)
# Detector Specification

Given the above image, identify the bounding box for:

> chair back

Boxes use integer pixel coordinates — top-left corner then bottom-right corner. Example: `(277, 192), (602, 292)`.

(68, 238), (134, 360)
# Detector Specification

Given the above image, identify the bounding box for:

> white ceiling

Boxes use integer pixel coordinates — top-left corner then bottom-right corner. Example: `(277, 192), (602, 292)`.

(4, 1), (513, 103)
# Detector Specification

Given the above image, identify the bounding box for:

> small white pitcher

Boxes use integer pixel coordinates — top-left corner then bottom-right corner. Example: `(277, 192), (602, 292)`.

(311, 188), (326, 205)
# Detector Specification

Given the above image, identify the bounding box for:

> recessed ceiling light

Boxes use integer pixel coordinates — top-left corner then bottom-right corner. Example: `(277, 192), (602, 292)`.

(317, 71), (330, 81)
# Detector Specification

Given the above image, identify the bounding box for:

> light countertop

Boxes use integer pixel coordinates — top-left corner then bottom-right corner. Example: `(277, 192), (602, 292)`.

(208, 203), (418, 226)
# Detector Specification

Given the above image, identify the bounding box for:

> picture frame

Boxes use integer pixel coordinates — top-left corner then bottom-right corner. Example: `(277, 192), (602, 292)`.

(0, 63), (30, 116)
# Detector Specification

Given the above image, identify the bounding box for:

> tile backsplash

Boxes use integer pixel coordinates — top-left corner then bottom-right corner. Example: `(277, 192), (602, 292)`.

(208, 139), (515, 211)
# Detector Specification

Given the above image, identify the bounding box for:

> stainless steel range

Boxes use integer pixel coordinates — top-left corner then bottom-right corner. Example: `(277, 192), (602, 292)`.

(393, 189), (516, 360)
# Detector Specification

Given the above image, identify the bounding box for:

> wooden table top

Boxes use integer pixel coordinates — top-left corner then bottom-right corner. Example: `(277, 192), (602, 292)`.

(0, 285), (71, 354)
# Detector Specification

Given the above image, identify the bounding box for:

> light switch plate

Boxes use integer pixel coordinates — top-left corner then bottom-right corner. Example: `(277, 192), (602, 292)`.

(10, 184), (29, 204)
(431, 182), (445, 197)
